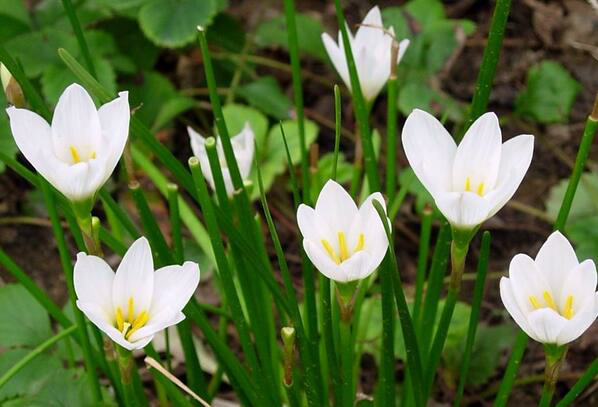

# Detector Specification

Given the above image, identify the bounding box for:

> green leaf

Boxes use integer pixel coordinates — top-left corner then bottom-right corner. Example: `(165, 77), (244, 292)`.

(516, 61), (581, 124)
(41, 56), (116, 107)
(404, 0), (445, 28)
(100, 17), (161, 71)
(398, 80), (465, 122)
(222, 103), (269, 148)
(238, 76), (293, 120)
(255, 13), (327, 61)
(34, 0), (112, 28)
(153, 97), (196, 132)
(139, 0), (217, 48)
(0, 284), (52, 348)
(381, 7), (411, 40)
(0, 0), (31, 41)
(545, 172), (598, 223)
(0, 350), (61, 401)
(206, 13), (246, 53)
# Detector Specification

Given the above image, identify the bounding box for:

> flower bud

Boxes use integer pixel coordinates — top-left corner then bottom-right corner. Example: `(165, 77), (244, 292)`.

(1, 63), (25, 108)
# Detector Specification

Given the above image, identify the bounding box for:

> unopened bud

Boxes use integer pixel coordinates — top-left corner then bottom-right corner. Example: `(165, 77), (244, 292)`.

(281, 327), (296, 387)
(281, 326), (295, 351)
(0, 63), (25, 108)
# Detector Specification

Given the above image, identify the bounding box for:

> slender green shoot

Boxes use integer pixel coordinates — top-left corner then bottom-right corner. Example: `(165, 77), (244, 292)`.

(167, 183), (184, 264)
(385, 40), (399, 200)
(555, 357), (598, 407)
(454, 231), (491, 406)
(378, 255), (395, 406)
(333, 84), (342, 181)
(413, 205), (433, 323)
(0, 325), (77, 389)
(60, 0), (96, 77)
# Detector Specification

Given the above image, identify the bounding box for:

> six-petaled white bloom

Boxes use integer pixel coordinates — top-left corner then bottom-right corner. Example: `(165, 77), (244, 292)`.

(500, 231), (598, 345)
(402, 109), (534, 230)
(297, 180), (389, 283)
(74, 237), (200, 350)
(6, 83), (130, 202)
(188, 123), (254, 197)
(321, 6), (410, 102)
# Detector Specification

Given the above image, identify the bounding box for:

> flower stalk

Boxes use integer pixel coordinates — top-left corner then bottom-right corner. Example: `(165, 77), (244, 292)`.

(540, 345), (568, 407)
(117, 346), (137, 407)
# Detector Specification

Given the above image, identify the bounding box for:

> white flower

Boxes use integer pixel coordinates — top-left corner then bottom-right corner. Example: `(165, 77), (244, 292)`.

(74, 237), (200, 350)
(321, 6), (410, 102)
(188, 123), (254, 197)
(297, 180), (389, 283)
(402, 109), (534, 229)
(500, 231), (598, 345)
(6, 83), (129, 202)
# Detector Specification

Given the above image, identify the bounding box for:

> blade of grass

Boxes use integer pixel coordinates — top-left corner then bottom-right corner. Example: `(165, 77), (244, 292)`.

(60, 0), (96, 77)
(454, 231), (491, 406)
(495, 94), (598, 407)
(373, 200), (423, 407)
(283, 0), (310, 202)
(385, 43), (399, 200)
(332, 0), (380, 192)
(332, 84), (342, 181)
(378, 254), (396, 407)
(554, 357), (598, 407)
(412, 206), (434, 324)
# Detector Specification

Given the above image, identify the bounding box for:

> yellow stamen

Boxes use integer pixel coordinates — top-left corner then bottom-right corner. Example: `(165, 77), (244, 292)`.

(563, 296), (574, 320)
(128, 297), (135, 324)
(321, 239), (340, 264)
(353, 234), (365, 252)
(465, 177), (471, 192)
(116, 308), (124, 332)
(127, 311), (149, 339)
(543, 291), (557, 311)
(476, 182), (485, 196)
(91, 151), (96, 159)
(70, 146), (81, 163)
(121, 322), (131, 337)
(338, 232), (348, 261)
(529, 295), (541, 309)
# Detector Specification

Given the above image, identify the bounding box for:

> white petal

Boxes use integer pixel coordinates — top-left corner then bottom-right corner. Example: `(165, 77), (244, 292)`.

(396, 39), (410, 64)
(558, 260), (597, 314)
(77, 301), (135, 350)
(500, 277), (537, 340)
(452, 112), (502, 193)
(401, 109), (457, 198)
(129, 335), (155, 350)
(188, 126), (207, 158)
(303, 239), (343, 282)
(556, 294), (598, 345)
(528, 308), (567, 344)
(46, 158), (107, 201)
(486, 135), (534, 218)
(97, 91), (130, 183)
(339, 250), (373, 281)
(314, 180), (358, 234)
(74, 252), (115, 317)
(354, 6), (384, 48)
(112, 237), (154, 318)
(232, 123), (255, 180)
(297, 204), (320, 242)
(434, 192), (491, 228)
(355, 192), (389, 271)
(535, 231), (579, 300)
(6, 107), (54, 171)
(51, 84), (102, 163)
(129, 309), (186, 343)
(322, 32), (351, 91)
(508, 253), (551, 315)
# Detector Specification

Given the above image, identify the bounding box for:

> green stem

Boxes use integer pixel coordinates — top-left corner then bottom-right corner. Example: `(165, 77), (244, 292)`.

(333, 0), (380, 192)
(40, 179), (102, 401)
(540, 345), (568, 407)
(283, 0), (310, 202)
(413, 205), (433, 323)
(378, 256), (395, 407)
(372, 201), (424, 407)
(117, 346), (138, 407)
(0, 325), (77, 388)
(385, 73), (399, 200)
(454, 231), (491, 406)
(339, 306), (354, 407)
(465, 0), (512, 131)
(60, 0), (96, 77)
(332, 84), (342, 181)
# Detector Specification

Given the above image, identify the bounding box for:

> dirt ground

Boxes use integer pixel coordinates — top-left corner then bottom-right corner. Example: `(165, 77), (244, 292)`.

(1, 0), (597, 405)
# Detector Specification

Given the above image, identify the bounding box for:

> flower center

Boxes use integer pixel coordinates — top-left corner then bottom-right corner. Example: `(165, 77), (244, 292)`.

(69, 145), (96, 164)
(464, 177), (485, 197)
(529, 291), (574, 320)
(321, 232), (365, 265)
(115, 297), (149, 340)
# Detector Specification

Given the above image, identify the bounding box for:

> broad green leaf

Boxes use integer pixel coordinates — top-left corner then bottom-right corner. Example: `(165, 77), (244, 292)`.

(34, 0), (112, 29)
(0, 284), (52, 348)
(100, 17), (160, 71)
(516, 61), (581, 124)
(0, 0), (31, 26)
(222, 103), (269, 148)
(545, 172), (598, 223)
(255, 13), (327, 61)
(206, 13), (246, 52)
(568, 216), (598, 265)
(0, 350), (61, 401)
(381, 7), (411, 40)
(398, 80), (465, 123)
(139, 0), (217, 48)
(404, 0), (445, 28)
(238, 76), (293, 120)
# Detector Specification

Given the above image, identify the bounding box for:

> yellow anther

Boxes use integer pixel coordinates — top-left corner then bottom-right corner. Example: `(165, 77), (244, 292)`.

(543, 291), (557, 311)
(70, 146), (81, 163)
(121, 322), (131, 337)
(338, 232), (348, 261)
(128, 297), (135, 324)
(91, 151), (96, 159)
(127, 311), (149, 339)
(321, 239), (340, 264)
(529, 295), (541, 309)
(116, 308), (124, 332)
(465, 177), (471, 192)
(563, 296), (574, 320)
(476, 182), (485, 196)
(353, 234), (365, 252)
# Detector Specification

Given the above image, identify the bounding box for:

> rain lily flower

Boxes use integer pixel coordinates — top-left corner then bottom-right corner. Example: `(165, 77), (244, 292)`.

(297, 180), (389, 283)
(321, 6), (410, 102)
(6, 83), (129, 203)
(74, 237), (200, 350)
(402, 109), (534, 230)
(188, 123), (254, 197)
(500, 231), (598, 345)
